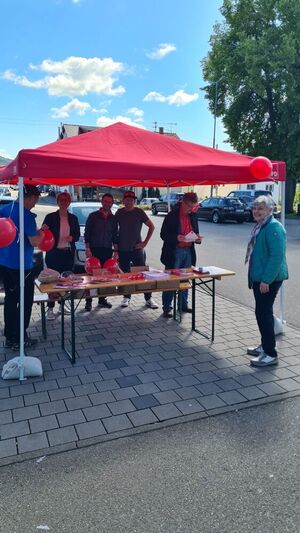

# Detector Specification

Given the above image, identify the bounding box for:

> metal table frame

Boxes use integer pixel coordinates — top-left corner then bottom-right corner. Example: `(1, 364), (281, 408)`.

(36, 268), (234, 364)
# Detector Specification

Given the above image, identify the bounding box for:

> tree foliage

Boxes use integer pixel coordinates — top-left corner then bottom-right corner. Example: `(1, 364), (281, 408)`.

(202, 0), (300, 211)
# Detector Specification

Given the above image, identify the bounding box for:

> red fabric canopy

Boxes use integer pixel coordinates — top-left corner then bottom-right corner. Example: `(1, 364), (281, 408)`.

(0, 122), (285, 187)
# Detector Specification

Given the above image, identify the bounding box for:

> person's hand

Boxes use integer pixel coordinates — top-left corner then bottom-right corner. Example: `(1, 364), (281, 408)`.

(65, 235), (73, 242)
(177, 234), (186, 242)
(85, 246), (92, 258)
(113, 250), (119, 258)
(195, 234), (203, 244)
(260, 282), (269, 294)
(41, 224), (48, 231)
(135, 241), (146, 249)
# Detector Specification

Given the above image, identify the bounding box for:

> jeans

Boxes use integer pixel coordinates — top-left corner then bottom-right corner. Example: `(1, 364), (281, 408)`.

(118, 249), (151, 301)
(1, 266), (35, 343)
(253, 281), (282, 358)
(162, 246), (192, 311)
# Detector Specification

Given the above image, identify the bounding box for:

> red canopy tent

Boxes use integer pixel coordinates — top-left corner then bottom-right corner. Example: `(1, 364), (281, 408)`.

(0, 122), (285, 187)
(0, 122), (286, 380)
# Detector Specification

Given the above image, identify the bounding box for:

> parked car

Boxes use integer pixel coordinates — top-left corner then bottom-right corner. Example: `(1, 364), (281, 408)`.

(0, 186), (11, 197)
(197, 197), (248, 224)
(227, 190), (277, 220)
(139, 197), (157, 207)
(227, 189), (273, 200)
(152, 193), (184, 215)
(68, 201), (119, 272)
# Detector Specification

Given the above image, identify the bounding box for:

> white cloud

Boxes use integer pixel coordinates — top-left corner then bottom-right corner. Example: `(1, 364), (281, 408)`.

(147, 43), (176, 60)
(127, 107), (144, 122)
(1, 56), (126, 98)
(51, 98), (92, 118)
(143, 89), (199, 106)
(0, 148), (13, 159)
(96, 115), (145, 129)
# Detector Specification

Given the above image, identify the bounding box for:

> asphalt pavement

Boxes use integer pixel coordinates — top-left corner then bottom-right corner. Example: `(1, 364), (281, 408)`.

(0, 397), (299, 533)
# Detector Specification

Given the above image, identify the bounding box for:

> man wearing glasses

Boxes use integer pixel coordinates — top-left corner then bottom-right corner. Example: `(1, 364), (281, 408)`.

(160, 192), (202, 318)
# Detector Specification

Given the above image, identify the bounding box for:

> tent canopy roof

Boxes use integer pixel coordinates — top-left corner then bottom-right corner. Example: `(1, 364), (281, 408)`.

(0, 122), (285, 187)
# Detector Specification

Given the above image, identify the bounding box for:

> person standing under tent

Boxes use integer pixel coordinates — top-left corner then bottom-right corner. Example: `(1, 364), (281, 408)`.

(160, 192), (202, 318)
(42, 191), (80, 320)
(0, 185), (44, 350)
(113, 190), (158, 309)
(245, 195), (288, 367)
(84, 193), (117, 311)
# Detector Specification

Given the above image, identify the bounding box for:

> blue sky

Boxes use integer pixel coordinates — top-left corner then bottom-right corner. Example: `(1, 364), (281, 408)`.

(0, 0), (225, 159)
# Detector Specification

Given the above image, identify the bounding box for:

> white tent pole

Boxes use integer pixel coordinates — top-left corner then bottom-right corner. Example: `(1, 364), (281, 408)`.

(18, 177), (26, 381)
(279, 180), (286, 324)
(167, 185), (170, 212)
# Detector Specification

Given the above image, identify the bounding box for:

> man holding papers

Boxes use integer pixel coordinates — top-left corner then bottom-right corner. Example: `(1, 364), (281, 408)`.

(160, 192), (202, 318)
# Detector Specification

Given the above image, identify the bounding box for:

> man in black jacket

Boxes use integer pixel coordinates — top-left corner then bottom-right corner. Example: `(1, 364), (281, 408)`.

(160, 192), (202, 318)
(84, 193), (117, 311)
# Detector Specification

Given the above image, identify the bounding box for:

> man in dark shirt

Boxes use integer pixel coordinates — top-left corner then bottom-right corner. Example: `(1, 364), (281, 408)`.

(84, 193), (116, 311)
(113, 190), (158, 309)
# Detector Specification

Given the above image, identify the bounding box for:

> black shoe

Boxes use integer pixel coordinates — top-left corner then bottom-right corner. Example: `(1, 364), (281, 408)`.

(12, 338), (38, 351)
(85, 302), (92, 312)
(181, 307), (192, 313)
(97, 299), (112, 309)
(163, 310), (173, 318)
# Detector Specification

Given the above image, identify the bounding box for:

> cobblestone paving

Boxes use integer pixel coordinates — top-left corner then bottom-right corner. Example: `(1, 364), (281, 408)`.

(0, 292), (299, 464)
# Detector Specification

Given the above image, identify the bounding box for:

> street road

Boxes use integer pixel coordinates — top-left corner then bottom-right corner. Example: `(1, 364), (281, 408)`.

(0, 398), (299, 533)
(33, 201), (300, 329)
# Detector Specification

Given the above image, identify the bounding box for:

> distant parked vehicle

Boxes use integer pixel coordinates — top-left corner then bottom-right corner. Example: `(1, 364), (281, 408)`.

(152, 193), (184, 215)
(68, 201), (119, 272)
(139, 197), (157, 207)
(0, 186), (11, 198)
(197, 197), (248, 224)
(227, 190), (277, 220)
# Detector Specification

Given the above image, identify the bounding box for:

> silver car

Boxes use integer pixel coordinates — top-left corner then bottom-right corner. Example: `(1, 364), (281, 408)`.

(68, 201), (119, 272)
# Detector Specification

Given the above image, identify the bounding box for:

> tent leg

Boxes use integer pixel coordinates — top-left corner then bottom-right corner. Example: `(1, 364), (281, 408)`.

(279, 180), (286, 325)
(18, 177), (26, 381)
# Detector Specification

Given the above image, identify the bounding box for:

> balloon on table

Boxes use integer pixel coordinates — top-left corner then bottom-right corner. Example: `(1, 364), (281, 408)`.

(85, 256), (101, 274)
(103, 258), (119, 271)
(38, 229), (55, 252)
(249, 156), (273, 179)
(0, 217), (17, 247)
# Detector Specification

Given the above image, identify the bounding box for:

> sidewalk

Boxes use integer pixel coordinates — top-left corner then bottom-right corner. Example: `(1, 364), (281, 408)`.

(0, 291), (300, 465)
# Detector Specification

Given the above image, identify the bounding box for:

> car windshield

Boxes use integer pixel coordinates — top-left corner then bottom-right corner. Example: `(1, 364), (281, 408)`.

(69, 205), (99, 225)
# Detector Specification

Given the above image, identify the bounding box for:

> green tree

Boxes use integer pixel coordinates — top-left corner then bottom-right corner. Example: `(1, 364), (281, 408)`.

(141, 187), (147, 199)
(155, 187), (161, 198)
(148, 186), (155, 197)
(202, 0), (300, 212)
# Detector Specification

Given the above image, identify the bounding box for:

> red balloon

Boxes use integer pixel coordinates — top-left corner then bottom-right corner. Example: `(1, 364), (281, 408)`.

(38, 229), (55, 252)
(103, 258), (119, 271)
(85, 256), (101, 274)
(0, 217), (17, 247)
(249, 156), (273, 179)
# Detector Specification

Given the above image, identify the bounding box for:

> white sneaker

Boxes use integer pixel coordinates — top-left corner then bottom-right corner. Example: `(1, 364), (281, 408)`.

(121, 297), (130, 307)
(145, 298), (159, 309)
(250, 352), (278, 367)
(46, 309), (56, 321)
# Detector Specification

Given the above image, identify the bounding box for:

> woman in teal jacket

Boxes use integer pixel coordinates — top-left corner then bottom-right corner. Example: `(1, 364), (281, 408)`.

(245, 195), (288, 367)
